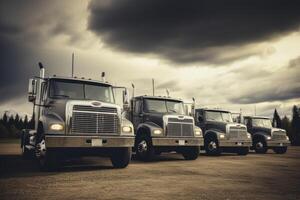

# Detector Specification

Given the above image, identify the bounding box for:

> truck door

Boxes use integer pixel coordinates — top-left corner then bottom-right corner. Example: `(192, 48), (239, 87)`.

(132, 99), (143, 130)
(196, 110), (206, 132)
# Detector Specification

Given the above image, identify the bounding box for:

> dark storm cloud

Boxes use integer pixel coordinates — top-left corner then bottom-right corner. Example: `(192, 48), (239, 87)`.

(229, 86), (300, 104)
(88, 0), (300, 65)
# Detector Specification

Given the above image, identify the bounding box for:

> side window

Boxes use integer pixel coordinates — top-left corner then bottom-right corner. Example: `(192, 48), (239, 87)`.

(196, 110), (203, 122)
(42, 82), (48, 101)
(134, 100), (141, 114)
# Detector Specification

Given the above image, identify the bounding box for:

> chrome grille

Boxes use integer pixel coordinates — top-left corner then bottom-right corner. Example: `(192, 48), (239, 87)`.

(272, 131), (287, 140)
(166, 118), (194, 137)
(71, 105), (119, 135)
(229, 126), (248, 140)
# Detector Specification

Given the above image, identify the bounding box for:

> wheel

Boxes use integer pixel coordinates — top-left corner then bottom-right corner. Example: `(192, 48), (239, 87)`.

(253, 138), (268, 154)
(273, 147), (287, 154)
(237, 147), (249, 155)
(36, 124), (60, 171)
(204, 137), (221, 156)
(111, 147), (132, 168)
(21, 132), (33, 159)
(182, 146), (200, 160)
(135, 134), (154, 161)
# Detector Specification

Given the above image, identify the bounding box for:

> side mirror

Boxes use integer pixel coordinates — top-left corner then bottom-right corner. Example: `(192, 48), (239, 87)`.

(122, 88), (130, 111)
(28, 79), (37, 102)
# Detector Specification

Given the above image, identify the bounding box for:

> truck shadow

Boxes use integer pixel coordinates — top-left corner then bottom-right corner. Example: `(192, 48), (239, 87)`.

(0, 155), (114, 179)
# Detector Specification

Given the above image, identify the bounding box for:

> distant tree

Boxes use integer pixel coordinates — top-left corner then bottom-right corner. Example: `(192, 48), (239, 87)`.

(23, 115), (29, 129)
(28, 113), (35, 129)
(15, 114), (21, 129)
(2, 113), (8, 128)
(272, 109), (282, 128)
(291, 105), (300, 145)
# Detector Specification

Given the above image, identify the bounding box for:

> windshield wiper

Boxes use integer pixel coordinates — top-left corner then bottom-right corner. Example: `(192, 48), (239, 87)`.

(169, 109), (177, 113)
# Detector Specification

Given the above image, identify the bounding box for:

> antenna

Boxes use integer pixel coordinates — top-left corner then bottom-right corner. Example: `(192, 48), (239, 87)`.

(166, 88), (170, 97)
(132, 83), (135, 97)
(71, 53), (74, 77)
(101, 72), (106, 82)
(152, 78), (155, 96)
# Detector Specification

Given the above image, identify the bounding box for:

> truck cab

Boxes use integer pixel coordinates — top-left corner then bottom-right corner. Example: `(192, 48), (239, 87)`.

(127, 96), (203, 161)
(195, 108), (252, 155)
(243, 116), (290, 154)
(21, 64), (135, 170)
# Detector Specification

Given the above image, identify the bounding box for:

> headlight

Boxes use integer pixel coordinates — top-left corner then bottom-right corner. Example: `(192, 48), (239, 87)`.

(49, 123), (64, 131)
(266, 136), (272, 140)
(219, 134), (225, 139)
(286, 136), (289, 140)
(194, 129), (202, 137)
(153, 129), (162, 135)
(122, 126), (132, 133)
(247, 133), (251, 139)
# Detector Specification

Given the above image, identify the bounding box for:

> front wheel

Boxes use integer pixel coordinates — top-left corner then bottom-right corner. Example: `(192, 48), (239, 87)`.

(111, 147), (132, 168)
(21, 132), (33, 159)
(237, 147), (249, 156)
(135, 135), (154, 161)
(182, 146), (200, 160)
(205, 137), (221, 156)
(253, 139), (268, 154)
(273, 147), (287, 154)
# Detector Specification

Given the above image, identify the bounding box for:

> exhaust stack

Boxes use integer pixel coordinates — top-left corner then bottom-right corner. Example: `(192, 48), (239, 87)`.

(101, 72), (106, 82)
(38, 62), (45, 79)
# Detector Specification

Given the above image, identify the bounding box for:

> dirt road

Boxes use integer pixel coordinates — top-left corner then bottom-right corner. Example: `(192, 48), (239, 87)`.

(0, 142), (299, 200)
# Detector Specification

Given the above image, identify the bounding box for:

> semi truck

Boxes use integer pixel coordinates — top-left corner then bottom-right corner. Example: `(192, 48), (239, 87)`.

(194, 108), (252, 155)
(21, 63), (135, 170)
(242, 116), (290, 154)
(127, 95), (203, 161)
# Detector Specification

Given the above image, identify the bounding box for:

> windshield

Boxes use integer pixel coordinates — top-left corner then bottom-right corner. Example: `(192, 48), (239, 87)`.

(144, 99), (185, 114)
(49, 79), (115, 103)
(252, 118), (273, 128)
(205, 111), (233, 123)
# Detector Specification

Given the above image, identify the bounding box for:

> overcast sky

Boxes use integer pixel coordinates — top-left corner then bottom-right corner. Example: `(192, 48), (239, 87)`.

(0, 0), (300, 118)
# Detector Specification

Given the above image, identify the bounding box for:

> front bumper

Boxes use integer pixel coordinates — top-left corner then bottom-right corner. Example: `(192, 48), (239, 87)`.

(45, 135), (134, 148)
(152, 137), (203, 147)
(266, 140), (291, 147)
(219, 139), (252, 147)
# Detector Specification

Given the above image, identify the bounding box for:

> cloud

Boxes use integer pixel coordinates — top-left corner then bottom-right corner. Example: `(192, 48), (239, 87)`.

(88, 0), (300, 65)
(289, 56), (300, 68)
(228, 61), (300, 104)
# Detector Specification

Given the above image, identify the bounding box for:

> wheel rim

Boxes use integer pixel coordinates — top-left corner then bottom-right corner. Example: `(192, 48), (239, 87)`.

(256, 142), (263, 149)
(208, 141), (217, 151)
(36, 139), (46, 158)
(138, 140), (148, 153)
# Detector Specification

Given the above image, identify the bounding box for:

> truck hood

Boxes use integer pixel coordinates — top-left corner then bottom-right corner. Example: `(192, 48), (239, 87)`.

(46, 98), (121, 121)
(144, 113), (194, 128)
(252, 126), (287, 136)
(205, 121), (246, 133)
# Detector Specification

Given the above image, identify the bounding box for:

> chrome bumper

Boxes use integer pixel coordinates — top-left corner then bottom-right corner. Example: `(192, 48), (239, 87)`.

(45, 135), (134, 148)
(266, 140), (291, 147)
(219, 140), (252, 147)
(152, 137), (203, 147)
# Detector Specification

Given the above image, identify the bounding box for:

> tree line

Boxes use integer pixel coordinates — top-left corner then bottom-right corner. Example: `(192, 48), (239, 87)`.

(273, 105), (300, 146)
(0, 113), (34, 138)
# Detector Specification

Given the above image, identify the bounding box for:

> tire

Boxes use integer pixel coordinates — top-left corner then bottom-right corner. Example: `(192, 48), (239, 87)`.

(273, 147), (287, 154)
(38, 149), (60, 172)
(135, 134), (155, 161)
(204, 136), (221, 156)
(111, 147), (132, 168)
(182, 146), (200, 160)
(36, 123), (60, 171)
(21, 132), (33, 159)
(253, 138), (268, 154)
(237, 147), (249, 156)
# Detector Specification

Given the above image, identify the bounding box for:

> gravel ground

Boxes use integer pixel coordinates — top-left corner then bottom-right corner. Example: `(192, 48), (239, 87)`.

(0, 142), (299, 200)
